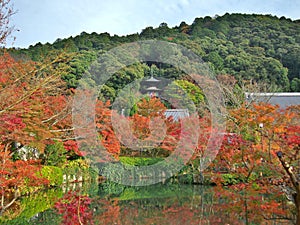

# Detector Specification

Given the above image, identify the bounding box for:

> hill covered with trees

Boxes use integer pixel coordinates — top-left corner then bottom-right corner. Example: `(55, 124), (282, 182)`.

(8, 13), (300, 94)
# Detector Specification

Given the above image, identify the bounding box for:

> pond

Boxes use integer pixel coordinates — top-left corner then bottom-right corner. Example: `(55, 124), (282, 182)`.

(1, 180), (294, 225)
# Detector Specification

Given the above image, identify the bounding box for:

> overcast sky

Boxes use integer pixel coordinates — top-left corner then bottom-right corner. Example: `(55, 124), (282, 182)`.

(9, 0), (300, 48)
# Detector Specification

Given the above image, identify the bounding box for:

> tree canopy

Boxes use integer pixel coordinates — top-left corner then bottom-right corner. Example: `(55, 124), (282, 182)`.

(8, 13), (300, 92)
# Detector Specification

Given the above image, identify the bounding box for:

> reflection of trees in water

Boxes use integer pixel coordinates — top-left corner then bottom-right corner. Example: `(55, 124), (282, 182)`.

(3, 181), (294, 225)
(92, 182), (293, 225)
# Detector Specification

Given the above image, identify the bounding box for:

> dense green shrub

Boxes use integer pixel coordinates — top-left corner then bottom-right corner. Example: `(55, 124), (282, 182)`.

(41, 166), (63, 186)
(119, 157), (163, 166)
(221, 174), (242, 185)
(42, 142), (67, 166)
(221, 173), (259, 186)
(62, 159), (96, 183)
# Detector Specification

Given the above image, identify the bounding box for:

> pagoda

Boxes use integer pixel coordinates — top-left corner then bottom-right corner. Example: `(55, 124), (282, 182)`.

(144, 76), (161, 97)
(142, 67), (190, 121)
(143, 66), (162, 97)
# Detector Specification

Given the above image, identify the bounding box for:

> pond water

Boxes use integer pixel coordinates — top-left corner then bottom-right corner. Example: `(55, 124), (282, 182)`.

(1, 180), (293, 225)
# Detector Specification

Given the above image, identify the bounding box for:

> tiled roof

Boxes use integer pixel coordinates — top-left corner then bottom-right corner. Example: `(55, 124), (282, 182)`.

(145, 76), (160, 82)
(164, 109), (189, 121)
(146, 86), (161, 91)
(245, 92), (300, 108)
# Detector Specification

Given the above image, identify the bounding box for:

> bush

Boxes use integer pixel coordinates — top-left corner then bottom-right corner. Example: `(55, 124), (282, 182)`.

(62, 159), (95, 183)
(42, 142), (67, 166)
(41, 166), (63, 186)
(221, 174), (241, 185)
(119, 157), (163, 166)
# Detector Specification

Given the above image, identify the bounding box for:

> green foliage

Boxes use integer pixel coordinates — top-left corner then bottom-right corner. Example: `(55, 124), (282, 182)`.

(61, 159), (96, 183)
(221, 173), (259, 186)
(255, 164), (281, 178)
(42, 142), (67, 166)
(291, 78), (300, 91)
(163, 82), (195, 112)
(99, 181), (125, 197)
(19, 188), (63, 219)
(11, 146), (39, 161)
(61, 50), (97, 88)
(174, 80), (205, 107)
(0, 188), (63, 224)
(103, 62), (148, 101)
(9, 13), (300, 92)
(251, 182), (260, 190)
(177, 173), (194, 184)
(41, 166), (63, 186)
(204, 51), (224, 72)
(119, 156), (163, 166)
(221, 173), (241, 185)
(117, 182), (196, 201)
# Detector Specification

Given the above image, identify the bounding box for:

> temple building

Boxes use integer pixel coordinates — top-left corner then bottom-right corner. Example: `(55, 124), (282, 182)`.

(245, 92), (300, 108)
(143, 76), (189, 121)
(143, 76), (162, 97)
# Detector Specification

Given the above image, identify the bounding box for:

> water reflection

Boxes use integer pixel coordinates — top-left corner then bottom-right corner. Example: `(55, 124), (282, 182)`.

(2, 180), (294, 225)
(93, 182), (293, 225)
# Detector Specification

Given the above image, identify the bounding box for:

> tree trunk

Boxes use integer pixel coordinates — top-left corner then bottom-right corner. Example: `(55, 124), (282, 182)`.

(276, 152), (300, 225)
(296, 193), (300, 225)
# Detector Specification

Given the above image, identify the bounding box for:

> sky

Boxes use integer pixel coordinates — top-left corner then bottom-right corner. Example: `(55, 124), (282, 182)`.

(9, 0), (300, 48)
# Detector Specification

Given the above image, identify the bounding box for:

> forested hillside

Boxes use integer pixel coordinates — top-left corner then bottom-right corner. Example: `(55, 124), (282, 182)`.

(8, 13), (300, 95)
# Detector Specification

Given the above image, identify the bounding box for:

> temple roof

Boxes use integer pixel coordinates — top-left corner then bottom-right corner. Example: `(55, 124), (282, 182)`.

(164, 109), (189, 121)
(146, 86), (161, 91)
(245, 92), (300, 108)
(145, 76), (160, 82)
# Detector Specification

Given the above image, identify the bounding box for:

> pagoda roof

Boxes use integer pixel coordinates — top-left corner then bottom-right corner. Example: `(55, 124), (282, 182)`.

(146, 86), (161, 91)
(145, 76), (160, 82)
